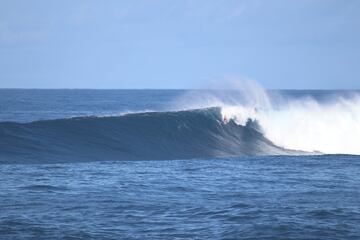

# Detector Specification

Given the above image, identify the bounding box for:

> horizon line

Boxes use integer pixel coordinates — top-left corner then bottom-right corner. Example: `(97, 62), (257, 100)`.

(0, 88), (359, 91)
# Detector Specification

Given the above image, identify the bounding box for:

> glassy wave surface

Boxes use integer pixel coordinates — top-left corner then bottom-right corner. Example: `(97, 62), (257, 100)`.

(0, 107), (300, 164)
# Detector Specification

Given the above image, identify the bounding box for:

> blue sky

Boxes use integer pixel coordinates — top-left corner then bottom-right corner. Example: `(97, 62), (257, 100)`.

(0, 0), (359, 89)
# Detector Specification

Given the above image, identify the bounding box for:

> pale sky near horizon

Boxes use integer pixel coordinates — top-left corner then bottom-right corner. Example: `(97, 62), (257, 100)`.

(0, 0), (359, 89)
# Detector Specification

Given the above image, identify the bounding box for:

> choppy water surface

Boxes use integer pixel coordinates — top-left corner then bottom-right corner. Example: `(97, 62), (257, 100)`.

(1, 89), (360, 239)
(1, 155), (360, 239)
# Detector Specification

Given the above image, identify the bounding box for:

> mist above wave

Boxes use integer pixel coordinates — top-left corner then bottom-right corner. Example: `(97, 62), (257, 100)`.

(172, 80), (360, 155)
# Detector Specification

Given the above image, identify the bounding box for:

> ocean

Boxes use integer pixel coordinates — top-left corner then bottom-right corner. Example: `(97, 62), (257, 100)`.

(0, 89), (360, 239)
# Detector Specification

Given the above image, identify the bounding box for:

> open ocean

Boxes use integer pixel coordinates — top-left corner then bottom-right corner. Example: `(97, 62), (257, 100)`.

(1, 89), (360, 239)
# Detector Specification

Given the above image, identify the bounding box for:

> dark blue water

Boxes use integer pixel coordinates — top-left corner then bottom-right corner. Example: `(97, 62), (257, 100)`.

(1, 90), (360, 239)
(0, 89), (183, 123)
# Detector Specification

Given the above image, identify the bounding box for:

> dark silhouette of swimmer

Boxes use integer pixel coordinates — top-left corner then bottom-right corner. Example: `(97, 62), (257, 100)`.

(223, 116), (228, 123)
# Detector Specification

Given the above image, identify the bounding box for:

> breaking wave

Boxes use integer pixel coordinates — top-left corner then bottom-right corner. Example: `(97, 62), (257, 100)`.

(1, 80), (358, 163)
(0, 107), (300, 164)
(173, 80), (360, 155)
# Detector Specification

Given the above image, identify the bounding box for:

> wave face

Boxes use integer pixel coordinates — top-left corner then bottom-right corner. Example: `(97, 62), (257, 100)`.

(0, 107), (298, 164)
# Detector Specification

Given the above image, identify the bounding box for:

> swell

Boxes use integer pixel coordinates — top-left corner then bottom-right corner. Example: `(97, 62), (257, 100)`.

(0, 107), (300, 164)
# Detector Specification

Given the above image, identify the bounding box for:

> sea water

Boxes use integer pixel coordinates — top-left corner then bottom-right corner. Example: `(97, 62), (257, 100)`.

(0, 89), (359, 239)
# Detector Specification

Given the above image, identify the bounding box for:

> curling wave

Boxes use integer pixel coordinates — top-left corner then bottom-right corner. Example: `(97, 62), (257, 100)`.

(0, 107), (301, 164)
(174, 82), (360, 155)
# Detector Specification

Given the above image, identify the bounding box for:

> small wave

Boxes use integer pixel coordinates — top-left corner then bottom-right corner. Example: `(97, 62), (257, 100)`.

(19, 185), (69, 191)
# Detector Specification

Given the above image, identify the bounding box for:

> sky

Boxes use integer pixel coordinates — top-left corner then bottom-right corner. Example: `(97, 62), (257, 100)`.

(0, 0), (359, 89)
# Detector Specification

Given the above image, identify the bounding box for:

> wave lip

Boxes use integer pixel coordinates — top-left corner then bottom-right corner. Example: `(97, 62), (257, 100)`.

(0, 107), (303, 164)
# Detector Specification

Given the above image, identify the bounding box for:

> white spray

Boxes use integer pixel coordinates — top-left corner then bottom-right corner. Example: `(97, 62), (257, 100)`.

(174, 79), (360, 155)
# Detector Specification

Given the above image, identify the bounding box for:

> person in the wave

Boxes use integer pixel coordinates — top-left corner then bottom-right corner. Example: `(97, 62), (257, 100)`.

(223, 116), (228, 124)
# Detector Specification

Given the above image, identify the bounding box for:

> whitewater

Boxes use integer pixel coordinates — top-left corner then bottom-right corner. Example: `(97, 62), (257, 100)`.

(227, 96), (360, 154)
(171, 80), (360, 155)
(206, 92), (360, 155)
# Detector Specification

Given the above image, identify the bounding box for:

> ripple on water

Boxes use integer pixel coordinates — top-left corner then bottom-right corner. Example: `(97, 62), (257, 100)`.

(19, 185), (69, 192)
